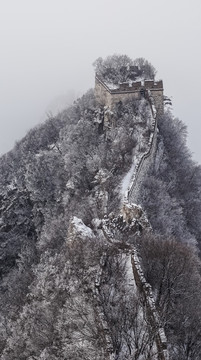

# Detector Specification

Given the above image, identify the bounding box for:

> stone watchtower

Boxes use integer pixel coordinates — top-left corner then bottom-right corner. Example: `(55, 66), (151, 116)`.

(95, 75), (164, 117)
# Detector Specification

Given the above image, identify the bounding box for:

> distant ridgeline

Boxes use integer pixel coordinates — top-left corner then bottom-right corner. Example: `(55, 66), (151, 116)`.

(95, 73), (164, 117)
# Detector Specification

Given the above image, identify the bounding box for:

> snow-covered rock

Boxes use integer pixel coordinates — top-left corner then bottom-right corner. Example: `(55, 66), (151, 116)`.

(67, 216), (94, 242)
(122, 202), (143, 222)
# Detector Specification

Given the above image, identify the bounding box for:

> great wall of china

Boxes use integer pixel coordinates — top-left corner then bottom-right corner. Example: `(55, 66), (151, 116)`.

(94, 75), (169, 359)
(69, 76), (169, 359)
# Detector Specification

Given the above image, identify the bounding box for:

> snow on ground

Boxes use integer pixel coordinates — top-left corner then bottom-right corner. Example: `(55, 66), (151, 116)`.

(124, 254), (136, 291)
(120, 99), (156, 203)
(105, 81), (119, 90)
(121, 161), (136, 197)
(71, 216), (94, 238)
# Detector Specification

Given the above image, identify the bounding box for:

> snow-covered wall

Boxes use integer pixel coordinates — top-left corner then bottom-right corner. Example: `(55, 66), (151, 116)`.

(130, 127), (157, 203)
(125, 100), (158, 204)
(95, 75), (160, 205)
(121, 91), (169, 359)
(131, 249), (169, 360)
(95, 74), (169, 359)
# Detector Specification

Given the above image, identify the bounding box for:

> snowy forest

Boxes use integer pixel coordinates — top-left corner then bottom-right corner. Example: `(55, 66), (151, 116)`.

(0, 55), (201, 359)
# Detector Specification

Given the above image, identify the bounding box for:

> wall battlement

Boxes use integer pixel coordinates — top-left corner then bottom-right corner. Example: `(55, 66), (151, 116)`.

(111, 79), (163, 93)
(95, 75), (164, 116)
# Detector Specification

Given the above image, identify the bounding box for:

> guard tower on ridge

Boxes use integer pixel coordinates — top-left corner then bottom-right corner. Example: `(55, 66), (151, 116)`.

(95, 75), (164, 117)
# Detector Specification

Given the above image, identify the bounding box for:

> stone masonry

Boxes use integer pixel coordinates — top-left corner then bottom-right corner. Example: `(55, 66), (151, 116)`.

(95, 75), (164, 116)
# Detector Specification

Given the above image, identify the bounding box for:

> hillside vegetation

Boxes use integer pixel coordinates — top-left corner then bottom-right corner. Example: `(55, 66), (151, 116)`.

(0, 55), (201, 359)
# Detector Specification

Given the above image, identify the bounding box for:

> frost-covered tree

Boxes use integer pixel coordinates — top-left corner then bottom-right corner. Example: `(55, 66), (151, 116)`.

(138, 234), (201, 359)
(93, 54), (156, 83)
(0, 57), (201, 360)
(140, 110), (201, 248)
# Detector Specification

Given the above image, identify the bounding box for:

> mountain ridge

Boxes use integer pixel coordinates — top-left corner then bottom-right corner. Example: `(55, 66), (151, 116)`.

(0, 55), (201, 359)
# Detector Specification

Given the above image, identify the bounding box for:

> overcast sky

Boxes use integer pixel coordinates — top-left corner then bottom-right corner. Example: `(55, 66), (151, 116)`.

(0, 0), (201, 162)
